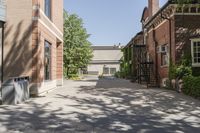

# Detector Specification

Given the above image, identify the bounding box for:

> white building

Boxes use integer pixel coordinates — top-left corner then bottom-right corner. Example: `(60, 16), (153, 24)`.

(87, 46), (123, 76)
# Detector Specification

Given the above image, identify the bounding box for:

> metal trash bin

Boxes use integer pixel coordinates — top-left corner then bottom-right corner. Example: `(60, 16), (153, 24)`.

(1, 76), (30, 105)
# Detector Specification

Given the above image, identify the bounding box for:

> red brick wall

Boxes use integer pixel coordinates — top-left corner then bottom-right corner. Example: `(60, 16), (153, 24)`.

(31, 0), (63, 85)
(146, 17), (176, 85)
(146, 14), (200, 85)
(175, 15), (200, 64)
(56, 43), (63, 79)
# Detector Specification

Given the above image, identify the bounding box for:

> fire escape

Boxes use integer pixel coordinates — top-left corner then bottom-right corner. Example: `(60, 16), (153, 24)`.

(133, 44), (158, 88)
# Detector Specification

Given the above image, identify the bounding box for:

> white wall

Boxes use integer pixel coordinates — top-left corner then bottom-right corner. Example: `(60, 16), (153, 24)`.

(87, 46), (123, 75)
(87, 64), (120, 75)
(92, 50), (122, 61)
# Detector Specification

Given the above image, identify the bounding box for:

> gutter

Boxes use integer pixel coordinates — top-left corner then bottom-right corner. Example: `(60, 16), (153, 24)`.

(1, 22), (4, 99)
(144, 1), (170, 28)
(161, 13), (172, 65)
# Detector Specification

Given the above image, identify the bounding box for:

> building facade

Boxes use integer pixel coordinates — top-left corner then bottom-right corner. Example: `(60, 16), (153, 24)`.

(142, 0), (200, 87)
(124, 0), (200, 87)
(87, 46), (123, 76)
(3, 0), (63, 95)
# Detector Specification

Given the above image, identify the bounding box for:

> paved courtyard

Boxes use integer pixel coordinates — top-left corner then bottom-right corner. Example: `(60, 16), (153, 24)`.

(0, 76), (200, 133)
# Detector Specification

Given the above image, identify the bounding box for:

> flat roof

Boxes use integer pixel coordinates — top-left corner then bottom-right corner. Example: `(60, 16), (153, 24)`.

(91, 46), (123, 50)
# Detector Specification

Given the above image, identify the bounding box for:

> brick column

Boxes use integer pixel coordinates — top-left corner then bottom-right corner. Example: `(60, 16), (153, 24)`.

(56, 42), (63, 86)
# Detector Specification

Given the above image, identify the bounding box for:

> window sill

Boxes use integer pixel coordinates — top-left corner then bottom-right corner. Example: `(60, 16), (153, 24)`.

(192, 64), (200, 67)
(160, 65), (169, 68)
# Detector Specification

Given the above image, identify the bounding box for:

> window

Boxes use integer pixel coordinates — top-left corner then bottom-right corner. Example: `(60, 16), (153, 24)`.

(191, 40), (200, 66)
(161, 53), (168, 66)
(44, 41), (51, 80)
(45, 0), (51, 20)
(110, 68), (116, 75)
(103, 67), (109, 74)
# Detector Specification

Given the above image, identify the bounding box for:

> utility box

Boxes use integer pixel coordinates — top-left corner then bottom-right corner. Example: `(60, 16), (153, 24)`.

(1, 76), (30, 105)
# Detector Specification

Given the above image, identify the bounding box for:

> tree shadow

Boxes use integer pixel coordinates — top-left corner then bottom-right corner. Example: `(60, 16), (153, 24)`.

(2, 20), (43, 95)
(54, 78), (200, 132)
(0, 78), (199, 133)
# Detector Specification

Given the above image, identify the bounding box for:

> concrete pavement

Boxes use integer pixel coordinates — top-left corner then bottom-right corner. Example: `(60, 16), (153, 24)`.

(0, 76), (199, 133)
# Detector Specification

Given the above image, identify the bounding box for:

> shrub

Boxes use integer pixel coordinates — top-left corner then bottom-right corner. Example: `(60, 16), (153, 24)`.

(176, 65), (192, 79)
(98, 75), (104, 79)
(183, 76), (200, 98)
(68, 74), (81, 80)
(114, 71), (120, 78)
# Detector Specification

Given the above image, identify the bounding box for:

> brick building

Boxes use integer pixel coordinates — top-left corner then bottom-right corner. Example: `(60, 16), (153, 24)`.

(125, 0), (200, 87)
(3, 0), (63, 95)
(123, 32), (144, 79)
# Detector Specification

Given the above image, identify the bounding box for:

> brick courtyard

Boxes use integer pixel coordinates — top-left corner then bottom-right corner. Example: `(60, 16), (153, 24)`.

(0, 76), (199, 133)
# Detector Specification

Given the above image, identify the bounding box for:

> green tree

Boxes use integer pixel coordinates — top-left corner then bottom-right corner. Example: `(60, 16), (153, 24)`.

(63, 11), (93, 78)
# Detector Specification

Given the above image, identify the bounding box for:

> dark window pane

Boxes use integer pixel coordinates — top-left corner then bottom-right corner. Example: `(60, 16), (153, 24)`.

(194, 42), (197, 47)
(198, 47), (200, 52)
(183, 7), (189, 13)
(194, 58), (198, 63)
(110, 68), (116, 75)
(191, 7), (196, 13)
(103, 67), (109, 74)
(194, 47), (197, 52)
(45, 0), (51, 19)
(194, 53), (198, 58)
(198, 42), (200, 47)
(161, 53), (168, 66)
(44, 41), (51, 80)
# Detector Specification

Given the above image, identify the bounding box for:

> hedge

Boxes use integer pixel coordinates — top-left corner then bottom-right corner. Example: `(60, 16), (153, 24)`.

(183, 76), (200, 98)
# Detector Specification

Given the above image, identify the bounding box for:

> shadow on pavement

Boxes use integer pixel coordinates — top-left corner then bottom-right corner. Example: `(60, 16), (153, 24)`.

(0, 78), (199, 133)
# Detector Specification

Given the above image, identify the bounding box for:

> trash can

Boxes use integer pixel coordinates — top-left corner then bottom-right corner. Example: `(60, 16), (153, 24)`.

(1, 76), (30, 105)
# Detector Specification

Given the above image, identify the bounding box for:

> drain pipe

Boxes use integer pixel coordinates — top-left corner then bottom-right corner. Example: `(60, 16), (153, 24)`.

(152, 24), (159, 86)
(1, 22), (5, 99)
(161, 13), (172, 65)
(161, 13), (173, 87)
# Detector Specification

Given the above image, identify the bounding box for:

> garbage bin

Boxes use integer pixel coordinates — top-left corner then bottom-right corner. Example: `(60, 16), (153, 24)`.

(1, 76), (30, 105)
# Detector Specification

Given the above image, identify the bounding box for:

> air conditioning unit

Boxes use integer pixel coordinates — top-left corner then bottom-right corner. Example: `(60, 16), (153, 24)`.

(157, 45), (168, 53)
(162, 78), (169, 87)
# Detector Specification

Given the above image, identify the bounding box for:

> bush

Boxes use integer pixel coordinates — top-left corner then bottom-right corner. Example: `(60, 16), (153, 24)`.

(68, 74), (81, 80)
(114, 71), (120, 78)
(176, 65), (192, 79)
(98, 75), (104, 79)
(183, 76), (200, 98)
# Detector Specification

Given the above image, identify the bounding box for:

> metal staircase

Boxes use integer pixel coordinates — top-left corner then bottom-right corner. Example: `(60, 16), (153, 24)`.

(133, 44), (158, 88)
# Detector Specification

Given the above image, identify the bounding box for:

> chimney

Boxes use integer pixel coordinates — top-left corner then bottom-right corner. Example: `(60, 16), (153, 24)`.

(148, 0), (159, 17)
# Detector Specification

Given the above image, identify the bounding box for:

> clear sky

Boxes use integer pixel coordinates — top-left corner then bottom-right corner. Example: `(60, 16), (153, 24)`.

(64, 0), (167, 46)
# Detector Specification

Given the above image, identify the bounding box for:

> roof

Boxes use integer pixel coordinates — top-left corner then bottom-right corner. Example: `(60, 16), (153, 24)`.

(144, 1), (170, 27)
(124, 31), (143, 49)
(91, 46), (122, 50)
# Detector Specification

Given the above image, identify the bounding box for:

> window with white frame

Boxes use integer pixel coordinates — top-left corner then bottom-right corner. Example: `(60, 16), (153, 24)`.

(161, 53), (168, 66)
(159, 44), (169, 66)
(191, 39), (200, 66)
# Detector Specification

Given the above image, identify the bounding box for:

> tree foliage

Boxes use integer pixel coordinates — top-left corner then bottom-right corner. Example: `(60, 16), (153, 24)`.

(170, 0), (200, 4)
(63, 11), (93, 78)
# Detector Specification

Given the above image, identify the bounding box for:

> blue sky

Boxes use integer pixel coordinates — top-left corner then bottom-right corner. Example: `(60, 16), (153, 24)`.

(64, 0), (167, 46)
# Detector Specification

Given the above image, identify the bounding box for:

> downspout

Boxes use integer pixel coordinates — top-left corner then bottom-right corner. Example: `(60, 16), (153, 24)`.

(152, 25), (158, 86)
(1, 22), (4, 99)
(161, 13), (172, 81)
